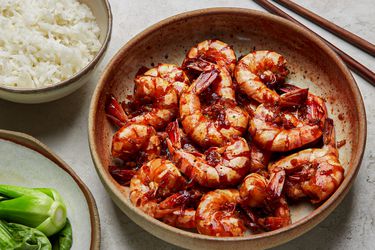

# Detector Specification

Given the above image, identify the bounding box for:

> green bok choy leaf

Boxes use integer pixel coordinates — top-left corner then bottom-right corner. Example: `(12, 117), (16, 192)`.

(0, 185), (67, 237)
(0, 219), (51, 250)
(50, 219), (73, 250)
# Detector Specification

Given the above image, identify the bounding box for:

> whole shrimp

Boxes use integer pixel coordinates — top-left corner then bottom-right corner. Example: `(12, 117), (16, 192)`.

(111, 123), (161, 162)
(179, 61), (249, 147)
(143, 63), (190, 96)
(249, 87), (327, 152)
(235, 50), (289, 104)
(105, 75), (178, 130)
(269, 118), (344, 203)
(105, 96), (163, 184)
(239, 172), (291, 231)
(183, 39), (237, 74)
(167, 121), (251, 188)
(196, 189), (246, 236)
(108, 123), (162, 185)
(129, 158), (187, 218)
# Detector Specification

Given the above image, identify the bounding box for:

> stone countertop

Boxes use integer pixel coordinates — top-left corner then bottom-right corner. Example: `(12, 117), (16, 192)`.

(0, 0), (374, 249)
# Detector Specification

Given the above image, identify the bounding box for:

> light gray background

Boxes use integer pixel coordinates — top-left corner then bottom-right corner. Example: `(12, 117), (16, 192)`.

(0, 0), (374, 249)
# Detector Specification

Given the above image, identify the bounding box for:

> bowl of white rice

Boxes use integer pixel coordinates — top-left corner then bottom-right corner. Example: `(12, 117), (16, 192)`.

(0, 0), (112, 103)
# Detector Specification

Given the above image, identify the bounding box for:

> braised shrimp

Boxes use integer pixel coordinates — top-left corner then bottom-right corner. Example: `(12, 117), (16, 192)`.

(239, 172), (291, 231)
(179, 62), (249, 147)
(143, 63), (190, 96)
(132, 75), (179, 129)
(106, 75), (178, 131)
(235, 50), (289, 104)
(245, 197), (291, 231)
(159, 189), (203, 229)
(269, 118), (344, 203)
(239, 170), (286, 208)
(196, 189), (246, 236)
(167, 121), (251, 188)
(111, 123), (161, 163)
(250, 88), (327, 152)
(129, 158), (187, 218)
(105, 40), (342, 235)
(183, 39), (237, 74)
(239, 173), (268, 208)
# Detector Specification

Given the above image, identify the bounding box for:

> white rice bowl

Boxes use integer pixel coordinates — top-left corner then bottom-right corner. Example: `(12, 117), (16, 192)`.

(0, 0), (102, 88)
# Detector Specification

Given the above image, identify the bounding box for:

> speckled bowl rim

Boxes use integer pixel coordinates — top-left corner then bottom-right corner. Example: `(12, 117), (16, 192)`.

(88, 7), (366, 244)
(0, 0), (112, 94)
(0, 129), (101, 250)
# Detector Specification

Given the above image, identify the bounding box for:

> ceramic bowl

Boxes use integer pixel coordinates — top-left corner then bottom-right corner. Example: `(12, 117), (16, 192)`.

(0, 0), (112, 104)
(88, 8), (366, 249)
(0, 130), (100, 249)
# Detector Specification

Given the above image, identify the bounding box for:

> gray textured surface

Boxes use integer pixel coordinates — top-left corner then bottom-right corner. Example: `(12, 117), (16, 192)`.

(0, 0), (374, 249)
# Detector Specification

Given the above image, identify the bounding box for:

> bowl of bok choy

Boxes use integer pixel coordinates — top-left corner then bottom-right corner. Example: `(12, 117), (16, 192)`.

(0, 129), (100, 249)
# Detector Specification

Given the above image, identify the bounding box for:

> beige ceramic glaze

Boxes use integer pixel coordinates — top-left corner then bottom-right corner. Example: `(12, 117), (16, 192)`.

(88, 8), (366, 249)
(0, 130), (100, 249)
(0, 0), (112, 104)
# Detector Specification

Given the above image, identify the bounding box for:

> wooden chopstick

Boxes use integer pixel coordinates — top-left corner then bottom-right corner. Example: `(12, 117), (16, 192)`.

(274, 0), (375, 56)
(253, 0), (375, 87)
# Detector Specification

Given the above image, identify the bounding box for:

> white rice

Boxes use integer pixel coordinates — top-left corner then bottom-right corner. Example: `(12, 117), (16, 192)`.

(0, 0), (102, 88)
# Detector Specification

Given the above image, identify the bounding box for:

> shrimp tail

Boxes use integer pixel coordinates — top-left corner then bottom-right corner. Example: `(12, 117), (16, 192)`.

(105, 94), (128, 127)
(278, 83), (301, 92)
(242, 206), (262, 232)
(159, 189), (203, 210)
(279, 88), (308, 107)
(267, 169), (286, 199)
(108, 165), (137, 185)
(166, 120), (182, 149)
(183, 58), (214, 72)
(193, 69), (220, 94)
(323, 118), (336, 147)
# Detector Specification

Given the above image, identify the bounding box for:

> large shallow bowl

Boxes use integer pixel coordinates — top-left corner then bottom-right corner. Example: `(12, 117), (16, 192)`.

(0, 0), (112, 104)
(0, 130), (100, 249)
(88, 8), (366, 249)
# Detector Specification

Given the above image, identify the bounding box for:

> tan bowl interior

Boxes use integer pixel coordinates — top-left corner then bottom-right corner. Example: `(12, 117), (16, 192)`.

(89, 8), (366, 249)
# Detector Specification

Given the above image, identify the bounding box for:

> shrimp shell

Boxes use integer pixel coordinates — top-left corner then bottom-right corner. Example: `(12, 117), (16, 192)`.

(250, 91), (327, 152)
(235, 50), (288, 104)
(269, 119), (344, 203)
(129, 159), (186, 218)
(111, 123), (160, 162)
(239, 173), (268, 208)
(239, 172), (291, 231)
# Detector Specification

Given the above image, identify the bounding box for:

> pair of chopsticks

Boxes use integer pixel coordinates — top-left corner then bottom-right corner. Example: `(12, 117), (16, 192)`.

(254, 0), (375, 86)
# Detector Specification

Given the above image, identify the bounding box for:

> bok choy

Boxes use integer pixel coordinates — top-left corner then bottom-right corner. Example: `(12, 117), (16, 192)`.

(0, 185), (67, 237)
(50, 219), (73, 250)
(0, 219), (51, 250)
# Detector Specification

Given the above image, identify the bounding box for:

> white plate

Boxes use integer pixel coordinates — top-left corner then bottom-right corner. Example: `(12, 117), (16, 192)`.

(0, 130), (100, 250)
